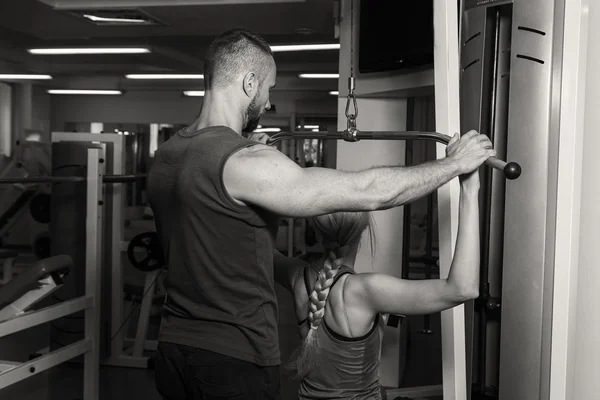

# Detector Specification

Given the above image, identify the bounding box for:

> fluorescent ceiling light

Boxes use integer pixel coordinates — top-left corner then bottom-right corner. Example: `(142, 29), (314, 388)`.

(329, 91), (339, 95)
(183, 91), (205, 97)
(298, 73), (340, 79)
(271, 43), (340, 52)
(47, 89), (123, 95)
(28, 48), (150, 55)
(38, 0), (304, 7)
(254, 127), (281, 133)
(303, 125), (319, 129)
(0, 74), (52, 80)
(127, 74), (204, 79)
(83, 14), (147, 23)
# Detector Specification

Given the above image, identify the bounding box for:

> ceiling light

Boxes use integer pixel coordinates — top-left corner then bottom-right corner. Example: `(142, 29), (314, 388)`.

(298, 73), (340, 79)
(47, 89), (123, 95)
(271, 44), (340, 52)
(254, 128), (281, 133)
(28, 48), (150, 55)
(183, 91), (205, 97)
(0, 74), (52, 80)
(127, 74), (204, 79)
(303, 125), (319, 129)
(83, 14), (147, 24)
(330, 91), (339, 95)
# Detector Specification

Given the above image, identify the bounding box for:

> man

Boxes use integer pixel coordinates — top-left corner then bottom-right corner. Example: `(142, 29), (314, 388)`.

(148, 28), (495, 400)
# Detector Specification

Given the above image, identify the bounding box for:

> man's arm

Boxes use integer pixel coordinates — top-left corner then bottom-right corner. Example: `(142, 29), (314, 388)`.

(223, 131), (494, 218)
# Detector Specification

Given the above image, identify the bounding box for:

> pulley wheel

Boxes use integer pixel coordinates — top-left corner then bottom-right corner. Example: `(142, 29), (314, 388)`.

(127, 231), (165, 272)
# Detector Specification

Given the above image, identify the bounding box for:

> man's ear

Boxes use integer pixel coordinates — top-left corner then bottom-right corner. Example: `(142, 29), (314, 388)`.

(242, 71), (257, 97)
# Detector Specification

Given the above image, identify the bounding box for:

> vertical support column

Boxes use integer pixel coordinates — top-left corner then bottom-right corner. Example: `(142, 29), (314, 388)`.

(433, 1), (466, 400)
(83, 148), (103, 400)
(0, 83), (12, 158)
(550, 0), (589, 399)
(110, 136), (126, 363)
(499, 1), (557, 398)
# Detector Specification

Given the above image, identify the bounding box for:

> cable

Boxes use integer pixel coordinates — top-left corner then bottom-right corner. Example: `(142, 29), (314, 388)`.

(350, 0), (355, 77)
(110, 269), (164, 343)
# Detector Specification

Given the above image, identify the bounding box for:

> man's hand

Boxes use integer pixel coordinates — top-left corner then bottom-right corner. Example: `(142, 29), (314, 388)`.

(446, 130), (496, 175)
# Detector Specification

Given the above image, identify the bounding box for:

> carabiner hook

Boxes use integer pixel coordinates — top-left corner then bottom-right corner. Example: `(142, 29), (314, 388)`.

(344, 76), (359, 120)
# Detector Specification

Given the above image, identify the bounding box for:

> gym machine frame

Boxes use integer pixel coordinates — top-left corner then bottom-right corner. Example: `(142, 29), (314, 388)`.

(51, 132), (156, 369)
(267, 3), (519, 400)
(0, 148), (104, 400)
(459, 1), (590, 399)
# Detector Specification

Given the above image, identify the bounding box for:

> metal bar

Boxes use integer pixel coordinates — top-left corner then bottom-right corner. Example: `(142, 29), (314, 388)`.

(84, 148), (102, 400)
(0, 338), (92, 389)
(104, 174), (147, 183)
(478, 8), (503, 394)
(0, 296), (92, 338)
(268, 130), (451, 145)
(110, 136), (127, 367)
(267, 130), (521, 180)
(434, 0), (467, 398)
(0, 174), (146, 184)
(0, 176), (85, 183)
(421, 192), (435, 335)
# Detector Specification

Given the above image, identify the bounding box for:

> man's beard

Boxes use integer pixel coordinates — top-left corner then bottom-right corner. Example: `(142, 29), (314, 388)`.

(242, 94), (262, 135)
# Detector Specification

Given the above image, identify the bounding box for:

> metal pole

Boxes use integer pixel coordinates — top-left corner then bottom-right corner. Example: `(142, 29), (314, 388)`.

(0, 174), (147, 184)
(83, 148), (103, 400)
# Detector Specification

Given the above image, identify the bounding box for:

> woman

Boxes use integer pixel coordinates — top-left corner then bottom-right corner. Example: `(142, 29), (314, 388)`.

(279, 169), (481, 400)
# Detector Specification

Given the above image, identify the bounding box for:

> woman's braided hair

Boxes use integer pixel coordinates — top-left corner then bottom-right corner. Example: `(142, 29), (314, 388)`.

(289, 211), (375, 378)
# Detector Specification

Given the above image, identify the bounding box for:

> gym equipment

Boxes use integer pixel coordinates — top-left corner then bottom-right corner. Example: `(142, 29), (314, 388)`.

(0, 148), (104, 400)
(0, 189), (37, 234)
(28, 192), (51, 224)
(459, 1), (582, 399)
(127, 232), (165, 272)
(0, 255), (71, 320)
(50, 132), (154, 370)
(268, 131), (521, 181)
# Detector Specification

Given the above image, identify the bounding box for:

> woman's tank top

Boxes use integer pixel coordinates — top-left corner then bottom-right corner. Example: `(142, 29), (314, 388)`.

(297, 265), (387, 400)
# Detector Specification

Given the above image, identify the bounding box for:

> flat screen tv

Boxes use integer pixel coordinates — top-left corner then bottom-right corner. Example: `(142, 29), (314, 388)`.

(358, 0), (434, 74)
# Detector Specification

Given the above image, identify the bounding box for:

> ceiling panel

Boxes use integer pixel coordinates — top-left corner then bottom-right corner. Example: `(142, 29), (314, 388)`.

(0, 0), (339, 82)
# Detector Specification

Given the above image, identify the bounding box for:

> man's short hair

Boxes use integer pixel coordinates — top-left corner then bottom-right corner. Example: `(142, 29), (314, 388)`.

(204, 28), (274, 90)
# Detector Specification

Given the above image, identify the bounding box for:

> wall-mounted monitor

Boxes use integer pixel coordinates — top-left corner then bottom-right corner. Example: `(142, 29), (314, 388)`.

(358, 0), (434, 75)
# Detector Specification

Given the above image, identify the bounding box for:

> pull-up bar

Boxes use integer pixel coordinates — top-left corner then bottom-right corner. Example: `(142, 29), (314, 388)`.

(267, 130), (522, 180)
